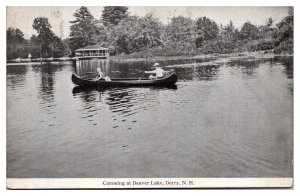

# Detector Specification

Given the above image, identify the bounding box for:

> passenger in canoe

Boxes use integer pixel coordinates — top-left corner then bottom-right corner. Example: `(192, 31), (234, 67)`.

(145, 63), (165, 79)
(96, 68), (111, 81)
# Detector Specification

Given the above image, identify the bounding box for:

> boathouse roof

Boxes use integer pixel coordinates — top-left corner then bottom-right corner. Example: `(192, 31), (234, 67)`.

(75, 45), (109, 51)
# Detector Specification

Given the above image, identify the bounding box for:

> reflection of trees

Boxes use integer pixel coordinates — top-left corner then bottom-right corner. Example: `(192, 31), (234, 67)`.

(274, 56), (293, 79)
(75, 87), (105, 103)
(76, 59), (148, 79)
(75, 58), (219, 81)
(228, 60), (260, 77)
(73, 87), (137, 121)
(72, 86), (177, 120)
(196, 65), (220, 80)
(106, 89), (135, 116)
(35, 63), (62, 102)
(6, 65), (28, 89)
(116, 62), (130, 78)
(76, 59), (110, 76)
(283, 60), (293, 96)
(273, 56), (293, 95)
(228, 57), (293, 79)
(172, 64), (220, 81)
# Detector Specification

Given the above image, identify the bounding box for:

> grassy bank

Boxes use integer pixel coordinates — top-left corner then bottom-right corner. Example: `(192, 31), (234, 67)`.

(110, 50), (292, 62)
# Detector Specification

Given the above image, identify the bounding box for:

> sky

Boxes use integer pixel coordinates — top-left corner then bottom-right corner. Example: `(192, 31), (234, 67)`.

(6, 6), (289, 39)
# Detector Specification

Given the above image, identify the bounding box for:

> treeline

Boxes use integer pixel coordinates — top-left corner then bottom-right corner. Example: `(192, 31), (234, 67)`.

(7, 6), (293, 60)
(7, 18), (70, 60)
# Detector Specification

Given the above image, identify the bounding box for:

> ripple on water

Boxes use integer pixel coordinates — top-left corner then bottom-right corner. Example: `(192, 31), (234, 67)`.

(6, 57), (293, 178)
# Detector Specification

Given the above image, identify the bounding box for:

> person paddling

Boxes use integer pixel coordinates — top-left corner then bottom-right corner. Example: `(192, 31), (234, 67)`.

(145, 63), (165, 79)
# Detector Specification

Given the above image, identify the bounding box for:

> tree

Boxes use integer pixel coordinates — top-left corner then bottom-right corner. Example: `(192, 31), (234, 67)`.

(273, 7), (293, 53)
(24, 35), (41, 58)
(164, 16), (196, 43)
(33, 17), (64, 57)
(224, 21), (235, 35)
(69, 6), (98, 53)
(276, 7), (293, 42)
(111, 14), (163, 54)
(32, 17), (52, 34)
(195, 17), (219, 47)
(239, 22), (260, 40)
(267, 17), (273, 27)
(33, 17), (55, 57)
(7, 27), (27, 59)
(257, 18), (275, 39)
(50, 36), (65, 57)
(101, 6), (129, 26)
(221, 20), (238, 41)
(7, 27), (26, 43)
(160, 16), (197, 55)
(139, 14), (164, 47)
(114, 16), (146, 54)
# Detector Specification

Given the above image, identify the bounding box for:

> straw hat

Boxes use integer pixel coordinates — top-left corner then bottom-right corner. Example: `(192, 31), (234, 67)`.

(153, 63), (160, 67)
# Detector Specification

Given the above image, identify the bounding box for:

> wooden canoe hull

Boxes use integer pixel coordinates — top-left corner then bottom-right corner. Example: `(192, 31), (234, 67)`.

(71, 73), (178, 87)
(72, 84), (177, 94)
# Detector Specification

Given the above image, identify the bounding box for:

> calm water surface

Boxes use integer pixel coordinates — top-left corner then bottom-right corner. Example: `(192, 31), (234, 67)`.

(7, 56), (293, 178)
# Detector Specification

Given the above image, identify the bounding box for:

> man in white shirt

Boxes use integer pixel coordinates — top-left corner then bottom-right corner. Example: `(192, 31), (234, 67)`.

(145, 63), (165, 79)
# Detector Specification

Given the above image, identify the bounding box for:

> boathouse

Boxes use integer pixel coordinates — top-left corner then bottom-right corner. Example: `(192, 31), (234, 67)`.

(75, 45), (109, 59)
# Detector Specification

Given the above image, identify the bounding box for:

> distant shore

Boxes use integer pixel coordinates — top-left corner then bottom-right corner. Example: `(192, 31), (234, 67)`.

(112, 50), (293, 61)
(6, 50), (293, 65)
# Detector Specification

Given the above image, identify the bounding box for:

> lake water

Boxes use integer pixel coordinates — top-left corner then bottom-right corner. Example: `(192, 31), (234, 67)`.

(6, 55), (293, 178)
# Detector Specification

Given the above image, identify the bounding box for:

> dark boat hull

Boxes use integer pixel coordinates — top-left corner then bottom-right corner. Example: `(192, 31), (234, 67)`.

(71, 73), (178, 87)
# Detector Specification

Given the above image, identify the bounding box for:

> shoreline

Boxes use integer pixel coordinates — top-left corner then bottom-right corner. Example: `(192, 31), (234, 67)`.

(6, 51), (293, 65)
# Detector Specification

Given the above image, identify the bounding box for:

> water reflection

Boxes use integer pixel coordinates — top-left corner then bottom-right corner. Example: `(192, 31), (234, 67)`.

(76, 59), (148, 79)
(275, 56), (293, 94)
(32, 63), (61, 107)
(32, 62), (72, 118)
(227, 59), (260, 78)
(195, 65), (220, 80)
(72, 85), (177, 94)
(274, 56), (293, 79)
(106, 89), (139, 119)
(39, 65), (55, 99)
(151, 57), (216, 68)
(226, 56), (293, 80)
(6, 65), (28, 89)
(172, 64), (221, 81)
(75, 57), (217, 80)
(76, 59), (110, 76)
(72, 85), (178, 127)
(7, 56), (293, 178)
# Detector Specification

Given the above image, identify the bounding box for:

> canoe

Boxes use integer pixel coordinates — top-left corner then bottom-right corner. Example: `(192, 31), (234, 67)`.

(71, 73), (178, 87)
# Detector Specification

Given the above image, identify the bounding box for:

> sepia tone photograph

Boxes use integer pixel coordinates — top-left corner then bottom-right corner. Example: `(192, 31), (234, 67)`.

(6, 5), (293, 189)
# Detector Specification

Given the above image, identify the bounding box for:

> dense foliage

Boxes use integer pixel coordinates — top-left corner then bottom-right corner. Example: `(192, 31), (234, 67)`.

(7, 27), (27, 59)
(273, 8), (293, 54)
(6, 6), (294, 60)
(101, 6), (129, 26)
(69, 6), (98, 54)
(239, 22), (261, 40)
(32, 17), (65, 58)
(112, 14), (163, 54)
(195, 17), (219, 47)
